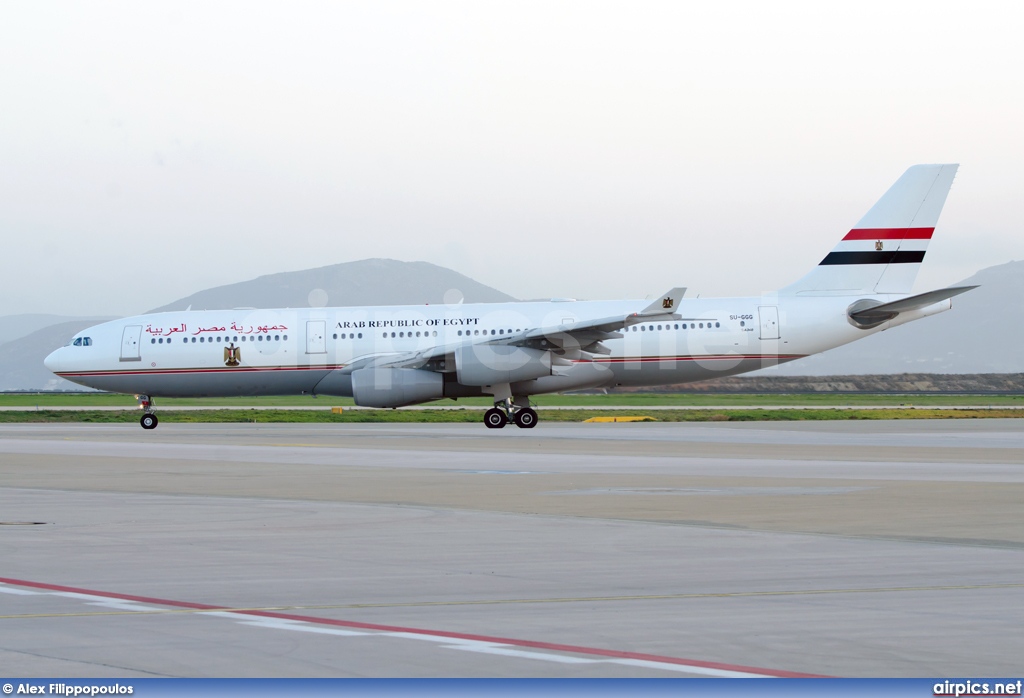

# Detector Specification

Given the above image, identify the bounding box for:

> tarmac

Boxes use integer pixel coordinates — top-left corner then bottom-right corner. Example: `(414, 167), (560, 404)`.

(1, 420), (1022, 677)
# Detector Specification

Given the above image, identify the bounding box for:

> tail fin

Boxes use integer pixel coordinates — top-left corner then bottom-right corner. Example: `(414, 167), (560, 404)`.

(781, 164), (958, 295)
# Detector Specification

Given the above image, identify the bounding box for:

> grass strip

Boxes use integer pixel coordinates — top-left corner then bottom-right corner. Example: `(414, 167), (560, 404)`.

(2, 408), (1023, 424)
(3, 393), (1024, 408)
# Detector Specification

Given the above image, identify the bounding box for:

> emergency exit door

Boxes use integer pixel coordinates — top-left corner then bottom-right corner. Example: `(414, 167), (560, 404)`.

(306, 320), (326, 354)
(758, 306), (780, 340)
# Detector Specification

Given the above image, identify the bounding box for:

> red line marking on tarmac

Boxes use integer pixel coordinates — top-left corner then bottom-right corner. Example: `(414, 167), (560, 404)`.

(0, 576), (825, 678)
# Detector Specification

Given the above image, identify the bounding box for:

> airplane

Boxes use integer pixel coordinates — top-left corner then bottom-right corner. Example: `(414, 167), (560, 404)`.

(45, 164), (976, 430)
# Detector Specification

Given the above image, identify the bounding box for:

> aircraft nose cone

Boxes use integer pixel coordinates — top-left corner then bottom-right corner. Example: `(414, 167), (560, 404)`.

(44, 348), (61, 373)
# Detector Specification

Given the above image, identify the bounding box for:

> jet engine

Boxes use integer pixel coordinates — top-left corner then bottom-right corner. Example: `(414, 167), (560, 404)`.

(351, 368), (444, 408)
(454, 344), (554, 386)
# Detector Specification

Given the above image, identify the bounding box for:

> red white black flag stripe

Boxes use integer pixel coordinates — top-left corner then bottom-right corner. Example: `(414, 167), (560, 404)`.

(820, 227), (933, 265)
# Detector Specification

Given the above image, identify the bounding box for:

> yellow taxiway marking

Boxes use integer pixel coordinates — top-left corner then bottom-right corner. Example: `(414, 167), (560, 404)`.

(583, 416), (657, 423)
(3, 582), (1022, 620)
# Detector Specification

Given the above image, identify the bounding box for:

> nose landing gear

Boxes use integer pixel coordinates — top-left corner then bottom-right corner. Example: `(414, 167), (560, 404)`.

(137, 395), (159, 430)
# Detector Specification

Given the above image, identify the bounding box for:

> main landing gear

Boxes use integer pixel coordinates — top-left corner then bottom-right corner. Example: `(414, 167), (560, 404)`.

(137, 395), (159, 430)
(484, 398), (538, 429)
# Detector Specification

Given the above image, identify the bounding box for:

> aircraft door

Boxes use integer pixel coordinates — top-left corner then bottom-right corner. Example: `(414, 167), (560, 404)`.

(306, 320), (327, 354)
(120, 325), (142, 362)
(758, 306), (780, 340)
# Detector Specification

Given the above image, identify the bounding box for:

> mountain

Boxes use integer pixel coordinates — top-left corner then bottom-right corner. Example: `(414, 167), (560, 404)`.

(0, 314), (105, 346)
(147, 259), (515, 313)
(1, 259), (515, 390)
(765, 260), (1024, 375)
(4, 259), (1022, 391)
(616, 373), (1024, 393)
(0, 320), (114, 391)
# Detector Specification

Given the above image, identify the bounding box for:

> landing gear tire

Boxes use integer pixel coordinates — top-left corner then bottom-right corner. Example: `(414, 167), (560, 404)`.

(140, 413), (159, 430)
(484, 408), (507, 429)
(513, 407), (538, 429)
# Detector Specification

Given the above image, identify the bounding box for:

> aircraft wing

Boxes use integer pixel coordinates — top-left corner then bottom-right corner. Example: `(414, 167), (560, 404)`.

(340, 287), (685, 372)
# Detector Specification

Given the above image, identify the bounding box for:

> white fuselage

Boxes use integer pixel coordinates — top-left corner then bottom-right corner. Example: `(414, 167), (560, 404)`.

(45, 294), (948, 399)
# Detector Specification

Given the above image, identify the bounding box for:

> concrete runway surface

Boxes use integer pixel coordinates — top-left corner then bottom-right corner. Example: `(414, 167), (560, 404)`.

(1, 421), (1022, 678)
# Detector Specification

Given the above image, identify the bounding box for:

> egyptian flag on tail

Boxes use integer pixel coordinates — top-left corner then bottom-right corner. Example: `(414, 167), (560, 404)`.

(782, 164), (958, 295)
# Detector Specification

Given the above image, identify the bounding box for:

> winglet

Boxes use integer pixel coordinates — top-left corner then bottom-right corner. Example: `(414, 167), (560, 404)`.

(640, 288), (686, 315)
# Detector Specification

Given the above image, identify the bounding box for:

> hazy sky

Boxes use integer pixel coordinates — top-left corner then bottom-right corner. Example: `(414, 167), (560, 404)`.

(2, 1), (1022, 316)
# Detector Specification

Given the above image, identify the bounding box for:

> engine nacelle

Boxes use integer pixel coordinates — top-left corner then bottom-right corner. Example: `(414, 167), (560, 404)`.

(351, 368), (444, 408)
(455, 344), (553, 386)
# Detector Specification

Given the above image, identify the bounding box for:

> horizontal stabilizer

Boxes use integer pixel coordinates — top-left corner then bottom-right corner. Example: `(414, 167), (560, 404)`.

(849, 285), (977, 324)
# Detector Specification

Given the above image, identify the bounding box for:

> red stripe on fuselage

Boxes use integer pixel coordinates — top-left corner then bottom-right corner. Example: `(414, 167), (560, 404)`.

(54, 356), (807, 379)
(842, 228), (934, 241)
(589, 355), (805, 364)
(55, 364), (347, 378)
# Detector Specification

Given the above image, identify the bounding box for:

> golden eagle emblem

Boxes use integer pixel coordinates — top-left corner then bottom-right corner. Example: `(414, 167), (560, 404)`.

(224, 343), (241, 367)
(662, 297), (674, 310)
(875, 240), (884, 251)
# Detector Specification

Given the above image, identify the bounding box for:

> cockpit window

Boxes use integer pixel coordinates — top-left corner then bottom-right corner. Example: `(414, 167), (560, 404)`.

(73, 338), (82, 346)
(82, 337), (91, 346)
